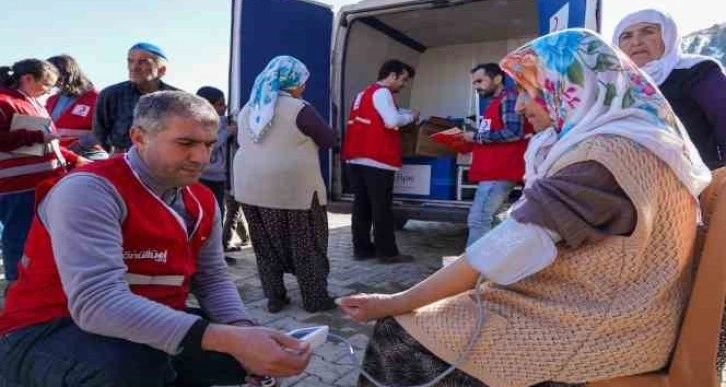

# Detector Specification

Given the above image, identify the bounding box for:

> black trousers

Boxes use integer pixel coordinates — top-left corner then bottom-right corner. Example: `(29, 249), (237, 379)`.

(348, 164), (398, 257)
(0, 311), (246, 387)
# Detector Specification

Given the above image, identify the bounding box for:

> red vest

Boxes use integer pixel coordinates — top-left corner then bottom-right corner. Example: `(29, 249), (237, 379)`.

(341, 83), (403, 167)
(45, 89), (98, 148)
(0, 87), (67, 194)
(468, 90), (533, 183)
(0, 156), (216, 335)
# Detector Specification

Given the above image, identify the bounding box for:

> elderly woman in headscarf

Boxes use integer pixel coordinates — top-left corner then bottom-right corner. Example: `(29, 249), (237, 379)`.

(613, 9), (726, 170)
(337, 29), (712, 387)
(233, 55), (336, 314)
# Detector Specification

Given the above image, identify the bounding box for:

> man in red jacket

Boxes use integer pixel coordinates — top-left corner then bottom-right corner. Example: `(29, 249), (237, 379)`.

(461, 63), (532, 246)
(0, 91), (311, 386)
(342, 59), (419, 264)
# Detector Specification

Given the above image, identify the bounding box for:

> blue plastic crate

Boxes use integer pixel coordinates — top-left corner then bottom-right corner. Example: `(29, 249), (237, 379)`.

(393, 156), (457, 200)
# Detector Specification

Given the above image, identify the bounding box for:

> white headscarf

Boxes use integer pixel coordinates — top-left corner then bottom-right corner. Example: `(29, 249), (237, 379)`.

(501, 29), (711, 199)
(612, 9), (717, 85)
(243, 56), (310, 142)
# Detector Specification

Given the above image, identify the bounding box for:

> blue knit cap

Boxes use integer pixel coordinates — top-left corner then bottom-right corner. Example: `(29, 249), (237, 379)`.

(128, 42), (168, 61)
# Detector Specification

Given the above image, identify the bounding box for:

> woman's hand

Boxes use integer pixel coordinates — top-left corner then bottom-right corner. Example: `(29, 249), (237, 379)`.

(336, 293), (408, 322)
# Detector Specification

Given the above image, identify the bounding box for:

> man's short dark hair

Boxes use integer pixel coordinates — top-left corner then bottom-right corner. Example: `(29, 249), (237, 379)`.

(377, 59), (415, 81)
(470, 63), (504, 80)
(196, 86), (225, 105)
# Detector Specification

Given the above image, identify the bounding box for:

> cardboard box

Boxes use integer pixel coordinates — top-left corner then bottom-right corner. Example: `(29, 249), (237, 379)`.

(400, 116), (458, 157)
(399, 122), (418, 157)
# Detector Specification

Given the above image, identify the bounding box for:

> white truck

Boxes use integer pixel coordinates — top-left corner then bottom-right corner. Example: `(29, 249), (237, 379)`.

(229, 0), (601, 224)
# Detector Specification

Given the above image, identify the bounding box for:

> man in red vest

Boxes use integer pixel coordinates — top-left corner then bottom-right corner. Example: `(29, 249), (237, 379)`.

(342, 59), (420, 264)
(461, 63), (533, 246)
(0, 91), (311, 386)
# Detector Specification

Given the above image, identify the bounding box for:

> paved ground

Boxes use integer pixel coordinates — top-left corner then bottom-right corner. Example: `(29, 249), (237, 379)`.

(219, 214), (468, 386)
(0, 213), (467, 387)
(2, 213), (723, 386)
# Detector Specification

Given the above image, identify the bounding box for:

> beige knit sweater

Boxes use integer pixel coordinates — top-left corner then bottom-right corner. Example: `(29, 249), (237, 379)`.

(233, 95), (327, 210)
(396, 135), (698, 386)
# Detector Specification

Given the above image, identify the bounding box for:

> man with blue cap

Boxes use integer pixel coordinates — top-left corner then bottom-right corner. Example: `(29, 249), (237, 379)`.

(93, 42), (179, 154)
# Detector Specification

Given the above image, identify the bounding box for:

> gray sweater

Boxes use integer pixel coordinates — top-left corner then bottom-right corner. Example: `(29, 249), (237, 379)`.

(201, 121), (230, 182)
(39, 148), (249, 354)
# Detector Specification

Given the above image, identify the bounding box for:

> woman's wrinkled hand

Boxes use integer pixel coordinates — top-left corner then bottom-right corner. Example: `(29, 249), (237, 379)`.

(335, 293), (405, 322)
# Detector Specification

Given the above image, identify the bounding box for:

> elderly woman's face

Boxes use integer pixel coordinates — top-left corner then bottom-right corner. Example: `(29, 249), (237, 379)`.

(515, 91), (551, 132)
(618, 23), (666, 67)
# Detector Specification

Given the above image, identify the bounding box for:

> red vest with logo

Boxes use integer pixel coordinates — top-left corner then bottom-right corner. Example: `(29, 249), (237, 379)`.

(0, 87), (68, 194)
(45, 89), (98, 148)
(0, 156), (216, 335)
(342, 83), (403, 167)
(468, 90), (533, 183)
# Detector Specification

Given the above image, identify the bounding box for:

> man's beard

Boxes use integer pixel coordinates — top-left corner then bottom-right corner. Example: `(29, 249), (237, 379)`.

(477, 89), (495, 98)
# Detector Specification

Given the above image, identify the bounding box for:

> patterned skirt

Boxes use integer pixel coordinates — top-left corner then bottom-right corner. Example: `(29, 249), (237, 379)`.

(241, 194), (331, 311)
(358, 317), (583, 387)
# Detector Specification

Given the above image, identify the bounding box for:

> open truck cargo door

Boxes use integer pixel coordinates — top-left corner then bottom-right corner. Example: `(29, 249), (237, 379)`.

(328, 0), (601, 224)
(229, 0), (333, 187)
(230, 0), (601, 224)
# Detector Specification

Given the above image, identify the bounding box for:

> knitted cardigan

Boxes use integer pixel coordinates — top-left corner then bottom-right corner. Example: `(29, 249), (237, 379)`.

(396, 135), (698, 386)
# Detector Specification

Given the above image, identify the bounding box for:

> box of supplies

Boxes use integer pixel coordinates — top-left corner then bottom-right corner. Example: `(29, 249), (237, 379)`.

(399, 122), (418, 157)
(394, 156), (457, 200)
(400, 117), (459, 158)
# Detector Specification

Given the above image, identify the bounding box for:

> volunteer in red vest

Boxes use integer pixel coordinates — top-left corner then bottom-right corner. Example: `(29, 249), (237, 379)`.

(461, 63), (533, 246)
(0, 59), (83, 284)
(0, 91), (311, 386)
(46, 54), (108, 160)
(342, 59), (420, 264)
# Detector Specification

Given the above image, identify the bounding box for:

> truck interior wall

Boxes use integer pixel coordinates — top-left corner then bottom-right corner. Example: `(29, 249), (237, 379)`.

(409, 37), (533, 120)
(342, 24), (535, 125)
(342, 21), (421, 120)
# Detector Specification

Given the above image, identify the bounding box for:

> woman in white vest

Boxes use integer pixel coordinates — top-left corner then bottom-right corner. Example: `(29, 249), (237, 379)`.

(233, 56), (336, 314)
(338, 29), (711, 386)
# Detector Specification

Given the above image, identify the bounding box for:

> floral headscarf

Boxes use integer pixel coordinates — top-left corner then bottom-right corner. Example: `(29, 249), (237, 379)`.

(500, 28), (711, 199)
(612, 9), (716, 85)
(244, 55), (310, 142)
